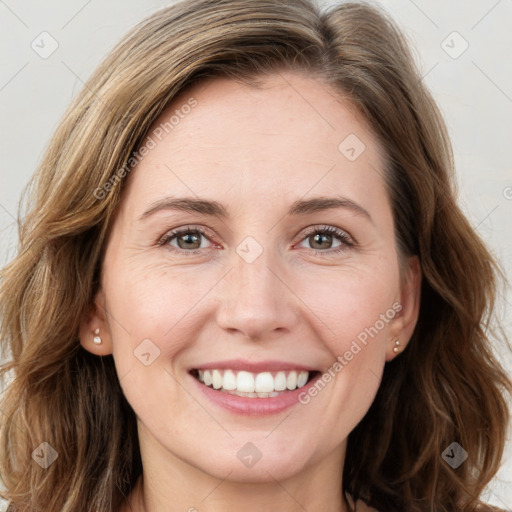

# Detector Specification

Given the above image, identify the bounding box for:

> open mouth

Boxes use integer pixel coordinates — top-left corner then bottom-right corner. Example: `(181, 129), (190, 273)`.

(189, 369), (321, 398)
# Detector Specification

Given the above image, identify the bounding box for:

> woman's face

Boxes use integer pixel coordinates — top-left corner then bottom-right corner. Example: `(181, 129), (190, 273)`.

(82, 71), (420, 485)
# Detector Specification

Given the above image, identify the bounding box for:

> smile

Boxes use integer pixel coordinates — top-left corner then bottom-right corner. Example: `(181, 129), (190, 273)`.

(191, 369), (317, 397)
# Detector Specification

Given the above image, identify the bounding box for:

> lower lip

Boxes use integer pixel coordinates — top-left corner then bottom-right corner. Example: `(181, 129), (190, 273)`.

(189, 372), (322, 416)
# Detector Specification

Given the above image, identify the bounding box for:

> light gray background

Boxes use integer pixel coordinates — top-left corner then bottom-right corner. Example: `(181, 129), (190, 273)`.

(0, 0), (511, 509)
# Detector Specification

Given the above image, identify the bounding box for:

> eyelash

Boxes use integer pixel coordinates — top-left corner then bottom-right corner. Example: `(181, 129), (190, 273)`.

(157, 225), (355, 256)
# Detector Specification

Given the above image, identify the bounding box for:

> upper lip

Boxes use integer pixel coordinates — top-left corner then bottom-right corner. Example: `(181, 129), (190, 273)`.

(190, 359), (319, 373)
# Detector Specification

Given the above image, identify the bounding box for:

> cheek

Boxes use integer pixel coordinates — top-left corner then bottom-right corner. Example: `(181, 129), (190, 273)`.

(331, 282), (395, 354)
(293, 260), (398, 416)
(103, 265), (201, 429)
(295, 294), (394, 440)
(106, 259), (201, 332)
(103, 261), (222, 377)
(297, 261), (398, 354)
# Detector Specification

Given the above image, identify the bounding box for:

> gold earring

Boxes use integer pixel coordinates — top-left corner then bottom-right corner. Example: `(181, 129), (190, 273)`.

(393, 340), (401, 353)
(93, 328), (102, 345)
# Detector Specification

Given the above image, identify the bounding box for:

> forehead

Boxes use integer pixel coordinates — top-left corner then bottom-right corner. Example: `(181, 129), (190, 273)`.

(122, 71), (388, 213)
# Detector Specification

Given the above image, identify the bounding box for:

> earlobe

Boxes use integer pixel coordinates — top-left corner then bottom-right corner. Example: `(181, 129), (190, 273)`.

(78, 291), (113, 356)
(386, 255), (421, 361)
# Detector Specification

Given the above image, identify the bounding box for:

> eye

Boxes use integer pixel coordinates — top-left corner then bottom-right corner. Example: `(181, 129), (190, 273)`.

(158, 226), (215, 253)
(157, 224), (355, 256)
(296, 225), (354, 254)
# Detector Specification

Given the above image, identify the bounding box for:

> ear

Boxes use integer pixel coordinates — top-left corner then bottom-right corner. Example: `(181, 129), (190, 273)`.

(386, 255), (421, 361)
(78, 289), (113, 356)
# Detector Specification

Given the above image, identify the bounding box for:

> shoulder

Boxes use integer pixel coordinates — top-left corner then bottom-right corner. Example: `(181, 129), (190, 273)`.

(355, 501), (379, 512)
(346, 493), (379, 512)
(345, 494), (511, 512)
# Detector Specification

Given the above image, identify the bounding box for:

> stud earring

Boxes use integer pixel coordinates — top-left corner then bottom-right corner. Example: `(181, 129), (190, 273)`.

(93, 328), (102, 345)
(393, 340), (401, 353)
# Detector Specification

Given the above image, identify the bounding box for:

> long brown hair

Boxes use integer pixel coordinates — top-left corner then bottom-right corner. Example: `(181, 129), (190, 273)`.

(1, 1), (510, 510)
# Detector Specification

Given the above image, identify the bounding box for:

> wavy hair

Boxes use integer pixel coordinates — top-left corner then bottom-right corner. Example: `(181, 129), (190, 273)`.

(1, 1), (510, 510)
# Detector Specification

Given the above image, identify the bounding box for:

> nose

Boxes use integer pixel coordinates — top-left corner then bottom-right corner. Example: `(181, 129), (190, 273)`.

(215, 246), (298, 341)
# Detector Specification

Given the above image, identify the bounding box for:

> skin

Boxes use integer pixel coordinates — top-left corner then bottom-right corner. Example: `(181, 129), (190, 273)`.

(80, 70), (421, 512)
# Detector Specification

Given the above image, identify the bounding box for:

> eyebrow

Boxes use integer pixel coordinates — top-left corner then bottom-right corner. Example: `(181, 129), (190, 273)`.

(138, 196), (372, 222)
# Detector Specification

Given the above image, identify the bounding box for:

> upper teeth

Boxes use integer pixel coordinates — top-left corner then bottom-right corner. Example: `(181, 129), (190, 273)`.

(197, 369), (309, 393)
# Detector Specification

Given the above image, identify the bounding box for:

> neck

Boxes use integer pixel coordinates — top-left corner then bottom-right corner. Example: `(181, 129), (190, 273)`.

(122, 443), (351, 512)
(125, 475), (352, 512)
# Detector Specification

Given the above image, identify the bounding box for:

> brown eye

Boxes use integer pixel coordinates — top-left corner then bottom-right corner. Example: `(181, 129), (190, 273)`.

(160, 227), (213, 252)
(297, 226), (353, 254)
(308, 232), (337, 250)
(175, 230), (202, 250)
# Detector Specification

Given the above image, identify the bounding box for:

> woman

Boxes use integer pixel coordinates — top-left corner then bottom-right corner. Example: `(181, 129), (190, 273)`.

(0, 0), (510, 511)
